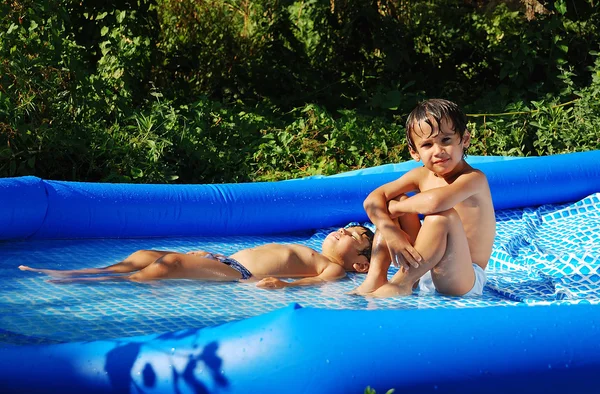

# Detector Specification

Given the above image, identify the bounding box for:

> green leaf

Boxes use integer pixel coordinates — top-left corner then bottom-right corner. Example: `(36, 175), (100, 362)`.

(131, 167), (144, 178)
(117, 11), (126, 24)
(554, 0), (567, 15)
(7, 23), (19, 34)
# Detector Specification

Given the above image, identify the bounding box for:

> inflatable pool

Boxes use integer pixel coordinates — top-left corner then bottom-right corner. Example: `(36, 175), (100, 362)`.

(1, 151), (600, 393)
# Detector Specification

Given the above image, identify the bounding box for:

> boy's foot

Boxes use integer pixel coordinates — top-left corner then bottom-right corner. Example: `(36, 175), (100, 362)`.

(368, 282), (413, 298)
(348, 277), (387, 295)
(18, 265), (74, 278)
(347, 287), (370, 296)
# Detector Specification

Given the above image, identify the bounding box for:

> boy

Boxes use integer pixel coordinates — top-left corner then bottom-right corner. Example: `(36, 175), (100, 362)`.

(352, 99), (496, 297)
(19, 226), (374, 289)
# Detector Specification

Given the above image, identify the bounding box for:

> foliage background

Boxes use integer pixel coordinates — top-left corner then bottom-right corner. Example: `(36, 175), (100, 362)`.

(1, 0), (599, 183)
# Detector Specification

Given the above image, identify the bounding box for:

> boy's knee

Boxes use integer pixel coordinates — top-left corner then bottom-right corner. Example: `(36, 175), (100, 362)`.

(391, 194), (410, 202)
(423, 208), (458, 227)
(155, 254), (182, 267)
(131, 249), (153, 258)
(145, 254), (182, 278)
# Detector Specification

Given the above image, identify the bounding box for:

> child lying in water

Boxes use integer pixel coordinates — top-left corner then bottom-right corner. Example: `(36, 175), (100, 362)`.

(19, 225), (374, 289)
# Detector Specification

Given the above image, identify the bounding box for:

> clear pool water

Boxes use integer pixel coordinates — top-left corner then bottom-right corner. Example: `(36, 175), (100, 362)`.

(2, 194), (599, 347)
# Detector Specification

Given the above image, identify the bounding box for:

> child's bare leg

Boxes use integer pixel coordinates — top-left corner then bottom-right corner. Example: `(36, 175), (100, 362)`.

(370, 209), (475, 298)
(350, 196), (421, 295)
(48, 275), (131, 284)
(46, 253), (245, 284)
(127, 253), (244, 282)
(18, 250), (173, 278)
(348, 230), (392, 294)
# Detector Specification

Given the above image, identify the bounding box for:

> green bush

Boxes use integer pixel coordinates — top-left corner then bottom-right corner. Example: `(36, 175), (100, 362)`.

(1, 1), (599, 183)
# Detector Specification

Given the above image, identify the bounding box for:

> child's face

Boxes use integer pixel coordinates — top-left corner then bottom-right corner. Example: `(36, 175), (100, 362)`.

(408, 116), (470, 177)
(321, 226), (370, 271)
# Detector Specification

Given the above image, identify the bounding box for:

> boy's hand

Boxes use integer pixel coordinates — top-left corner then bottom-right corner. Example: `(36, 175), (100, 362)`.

(386, 232), (422, 270)
(387, 200), (405, 219)
(256, 277), (288, 290)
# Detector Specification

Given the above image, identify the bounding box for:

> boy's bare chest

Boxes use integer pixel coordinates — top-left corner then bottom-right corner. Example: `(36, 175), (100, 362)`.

(419, 174), (486, 214)
(419, 175), (450, 193)
(233, 244), (328, 276)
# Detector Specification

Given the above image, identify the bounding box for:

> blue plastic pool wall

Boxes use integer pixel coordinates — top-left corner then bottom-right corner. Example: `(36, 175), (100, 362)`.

(2, 151), (600, 241)
(1, 151), (600, 394)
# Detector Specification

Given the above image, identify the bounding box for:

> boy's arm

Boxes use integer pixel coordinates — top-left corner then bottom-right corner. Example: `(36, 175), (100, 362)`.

(363, 168), (423, 269)
(256, 264), (346, 290)
(363, 168), (421, 228)
(388, 170), (487, 216)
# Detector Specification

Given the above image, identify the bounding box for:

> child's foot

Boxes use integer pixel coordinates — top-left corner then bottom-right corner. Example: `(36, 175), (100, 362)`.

(19, 265), (73, 278)
(348, 277), (387, 295)
(368, 283), (413, 298)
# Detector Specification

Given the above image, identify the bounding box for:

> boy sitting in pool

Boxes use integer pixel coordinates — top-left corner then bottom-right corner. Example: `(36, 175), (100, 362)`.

(19, 225), (374, 289)
(352, 99), (496, 297)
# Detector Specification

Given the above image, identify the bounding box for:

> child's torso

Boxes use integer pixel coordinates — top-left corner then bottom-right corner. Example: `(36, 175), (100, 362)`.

(420, 169), (496, 268)
(230, 244), (332, 278)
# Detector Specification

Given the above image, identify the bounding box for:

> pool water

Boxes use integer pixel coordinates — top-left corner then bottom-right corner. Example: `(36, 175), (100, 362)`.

(1, 194), (599, 347)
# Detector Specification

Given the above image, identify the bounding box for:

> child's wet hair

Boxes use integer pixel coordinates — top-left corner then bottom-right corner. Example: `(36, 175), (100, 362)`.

(405, 99), (468, 155)
(346, 224), (375, 261)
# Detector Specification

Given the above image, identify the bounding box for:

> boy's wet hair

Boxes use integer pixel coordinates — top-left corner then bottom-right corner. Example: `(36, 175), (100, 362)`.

(349, 224), (375, 261)
(405, 99), (468, 156)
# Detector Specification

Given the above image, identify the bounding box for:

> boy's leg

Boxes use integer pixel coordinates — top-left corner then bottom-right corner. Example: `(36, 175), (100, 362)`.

(370, 209), (475, 297)
(46, 253), (246, 283)
(127, 253), (244, 282)
(349, 230), (393, 294)
(351, 199), (421, 295)
(18, 250), (174, 278)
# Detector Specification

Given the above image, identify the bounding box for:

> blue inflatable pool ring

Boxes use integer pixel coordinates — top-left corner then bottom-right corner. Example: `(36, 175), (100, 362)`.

(1, 150), (600, 393)
(1, 151), (599, 240)
(1, 303), (600, 394)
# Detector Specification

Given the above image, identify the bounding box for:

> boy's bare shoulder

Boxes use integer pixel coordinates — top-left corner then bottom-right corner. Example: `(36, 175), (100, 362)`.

(461, 167), (490, 186)
(409, 165), (430, 177)
(454, 167), (493, 200)
(406, 165), (432, 183)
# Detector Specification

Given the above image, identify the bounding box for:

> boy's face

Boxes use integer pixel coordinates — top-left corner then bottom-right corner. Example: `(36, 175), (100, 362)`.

(321, 226), (370, 272)
(408, 116), (470, 177)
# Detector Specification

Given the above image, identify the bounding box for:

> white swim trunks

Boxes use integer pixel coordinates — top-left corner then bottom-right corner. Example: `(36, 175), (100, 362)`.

(464, 263), (487, 296)
(418, 263), (487, 296)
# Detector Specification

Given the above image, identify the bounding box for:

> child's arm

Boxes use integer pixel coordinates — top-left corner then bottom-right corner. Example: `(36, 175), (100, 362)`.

(387, 170), (487, 216)
(364, 168), (421, 227)
(255, 264), (346, 290)
(364, 168), (423, 270)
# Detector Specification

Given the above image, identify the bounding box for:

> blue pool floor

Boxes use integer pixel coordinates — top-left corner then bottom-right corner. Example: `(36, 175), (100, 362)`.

(2, 194), (600, 346)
